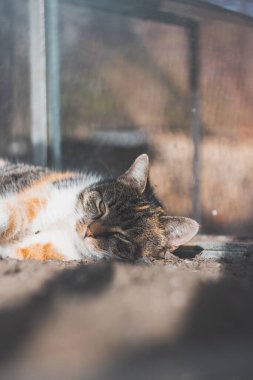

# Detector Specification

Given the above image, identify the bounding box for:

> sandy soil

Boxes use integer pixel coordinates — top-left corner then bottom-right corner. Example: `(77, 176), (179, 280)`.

(0, 252), (252, 380)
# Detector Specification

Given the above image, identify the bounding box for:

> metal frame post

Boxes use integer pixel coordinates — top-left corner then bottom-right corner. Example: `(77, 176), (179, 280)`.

(45, 0), (61, 168)
(29, 0), (48, 166)
(29, 0), (61, 167)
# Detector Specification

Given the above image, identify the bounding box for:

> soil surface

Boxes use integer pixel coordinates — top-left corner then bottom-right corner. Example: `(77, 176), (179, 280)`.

(0, 252), (252, 380)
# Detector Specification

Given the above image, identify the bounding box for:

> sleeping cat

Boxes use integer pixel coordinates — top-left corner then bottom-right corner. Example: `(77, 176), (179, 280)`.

(0, 154), (199, 261)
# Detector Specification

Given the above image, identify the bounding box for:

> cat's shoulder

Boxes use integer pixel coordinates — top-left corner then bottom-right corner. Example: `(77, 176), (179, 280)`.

(0, 161), (49, 194)
(0, 160), (103, 195)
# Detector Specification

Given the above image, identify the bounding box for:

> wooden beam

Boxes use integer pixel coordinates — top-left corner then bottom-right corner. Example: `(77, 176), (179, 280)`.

(63, 0), (253, 27)
(175, 235), (253, 262)
(63, 0), (194, 27)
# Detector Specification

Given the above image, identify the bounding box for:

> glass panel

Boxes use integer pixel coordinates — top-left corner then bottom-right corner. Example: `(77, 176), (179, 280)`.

(60, 4), (193, 218)
(202, 0), (253, 16)
(201, 21), (253, 234)
(0, 0), (31, 162)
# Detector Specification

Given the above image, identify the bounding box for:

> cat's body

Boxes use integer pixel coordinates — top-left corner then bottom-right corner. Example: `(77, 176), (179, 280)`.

(0, 162), (102, 260)
(0, 155), (199, 261)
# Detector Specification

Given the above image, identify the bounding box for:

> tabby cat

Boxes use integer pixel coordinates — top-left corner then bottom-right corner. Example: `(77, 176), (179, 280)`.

(0, 154), (198, 261)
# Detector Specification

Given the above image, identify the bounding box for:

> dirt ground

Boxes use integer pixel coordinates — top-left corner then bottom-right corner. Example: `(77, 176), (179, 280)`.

(0, 249), (252, 380)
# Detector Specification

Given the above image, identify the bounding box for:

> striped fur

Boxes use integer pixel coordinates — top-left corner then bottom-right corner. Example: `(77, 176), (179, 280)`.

(0, 156), (199, 261)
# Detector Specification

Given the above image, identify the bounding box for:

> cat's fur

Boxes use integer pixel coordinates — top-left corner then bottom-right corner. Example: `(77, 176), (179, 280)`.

(0, 155), (199, 261)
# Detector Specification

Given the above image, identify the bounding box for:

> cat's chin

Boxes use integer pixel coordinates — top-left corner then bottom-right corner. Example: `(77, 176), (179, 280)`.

(80, 237), (114, 260)
(81, 238), (132, 261)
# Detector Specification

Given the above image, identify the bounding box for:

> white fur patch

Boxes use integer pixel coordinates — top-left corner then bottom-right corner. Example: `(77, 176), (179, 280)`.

(19, 221), (81, 260)
(0, 159), (9, 168)
(0, 202), (10, 233)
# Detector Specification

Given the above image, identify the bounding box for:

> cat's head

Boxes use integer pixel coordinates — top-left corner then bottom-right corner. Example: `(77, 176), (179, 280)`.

(75, 154), (199, 260)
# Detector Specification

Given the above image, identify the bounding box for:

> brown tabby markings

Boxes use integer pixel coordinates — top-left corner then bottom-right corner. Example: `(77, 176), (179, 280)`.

(88, 222), (125, 237)
(17, 243), (65, 261)
(134, 204), (151, 211)
(75, 219), (125, 239)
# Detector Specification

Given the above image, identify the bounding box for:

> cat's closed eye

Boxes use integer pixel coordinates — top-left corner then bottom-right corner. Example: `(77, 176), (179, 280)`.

(98, 200), (106, 215)
(80, 191), (106, 220)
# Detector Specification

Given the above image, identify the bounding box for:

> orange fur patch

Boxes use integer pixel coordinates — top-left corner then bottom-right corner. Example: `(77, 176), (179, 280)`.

(19, 172), (73, 222)
(23, 197), (46, 222)
(134, 204), (151, 211)
(17, 243), (65, 261)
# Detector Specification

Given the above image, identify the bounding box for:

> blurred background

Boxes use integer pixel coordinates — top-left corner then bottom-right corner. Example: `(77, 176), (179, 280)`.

(1, 0), (253, 235)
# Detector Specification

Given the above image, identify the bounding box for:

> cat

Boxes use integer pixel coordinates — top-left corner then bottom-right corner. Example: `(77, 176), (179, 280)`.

(0, 154), (199, 261)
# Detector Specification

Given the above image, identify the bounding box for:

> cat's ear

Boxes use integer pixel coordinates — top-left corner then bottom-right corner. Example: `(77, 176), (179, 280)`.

(118, 154), (149, 194)
(161, 216), (199, 252)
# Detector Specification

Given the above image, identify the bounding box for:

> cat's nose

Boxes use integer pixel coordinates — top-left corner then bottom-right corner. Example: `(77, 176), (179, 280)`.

(86, 226), (93, 238)
(85, 222), (105, 238)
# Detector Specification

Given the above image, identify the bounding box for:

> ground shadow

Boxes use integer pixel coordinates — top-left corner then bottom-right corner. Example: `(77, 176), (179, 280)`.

(173, 245), (203, 259)
(0, 262), (113, 362)
(90, 261), (253, 380)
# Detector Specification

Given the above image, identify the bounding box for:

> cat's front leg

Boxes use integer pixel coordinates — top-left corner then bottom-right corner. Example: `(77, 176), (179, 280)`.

(16, 242), (65, 261)
(0, 201), (18, 242)
(0, 198), (37, 243)
(0, 191), (49, 244)
(0, 240), (66, 261)
(4, 222), (82, 261)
